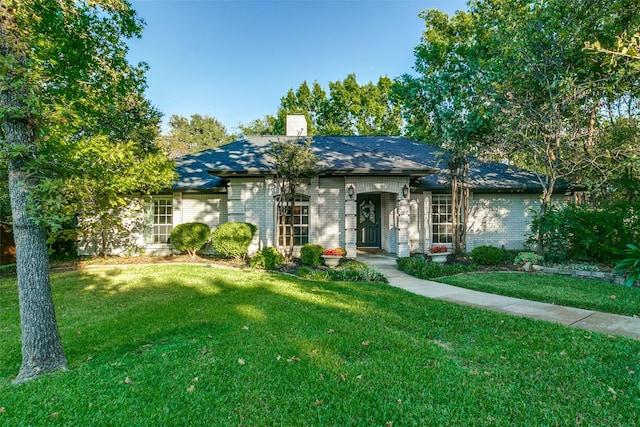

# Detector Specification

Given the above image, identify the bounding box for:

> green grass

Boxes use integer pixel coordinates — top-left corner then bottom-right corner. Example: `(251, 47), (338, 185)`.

(438, 272), (640, 317)
(1, 265), (639, 426)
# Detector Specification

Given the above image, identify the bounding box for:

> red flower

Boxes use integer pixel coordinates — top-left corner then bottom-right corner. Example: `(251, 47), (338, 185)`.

(323, 247), (346, 256)
(429, 245), (449, 254)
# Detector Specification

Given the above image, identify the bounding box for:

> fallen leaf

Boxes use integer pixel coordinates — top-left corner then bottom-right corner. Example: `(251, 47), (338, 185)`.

(49, 412), (59, 418)
(192, 377), (199, 382)
(327, 329), (335, 334)
(313, 399), (323, 407)
(386, 422), (393, 427)
(610, 295), (617, 300)
(607, 386), (617, 400)
(356, 375), (363, 381)
(187, 385), (195, 393)
(207, 334), (212, 339)
(287, 356), (301, 362)
(124, 376), (132, 385)
(0, 407), (5, 413)
(242, 325), (249, 330)
(200, 347), (207, 355)
(276, 355), (282, 361)
(162, 353), (167, 358)
(361, 340), (370, 346)
(238, 358), (245, 365)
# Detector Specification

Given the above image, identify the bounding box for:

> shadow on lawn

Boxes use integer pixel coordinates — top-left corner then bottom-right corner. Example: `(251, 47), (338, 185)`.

(42, 265), (404, 370)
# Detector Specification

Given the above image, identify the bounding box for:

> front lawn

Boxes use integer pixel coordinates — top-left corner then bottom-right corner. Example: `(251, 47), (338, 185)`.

(438, 272), (640, 317)
(1, 265), (639, 425)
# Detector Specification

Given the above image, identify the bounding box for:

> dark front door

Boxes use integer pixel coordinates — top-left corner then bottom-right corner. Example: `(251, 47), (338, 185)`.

(357, 194), (381, 248)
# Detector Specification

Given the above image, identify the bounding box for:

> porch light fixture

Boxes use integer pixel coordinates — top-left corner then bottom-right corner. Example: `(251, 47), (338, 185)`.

(402, 184), (409, 199)
(348, 184), (355, 199)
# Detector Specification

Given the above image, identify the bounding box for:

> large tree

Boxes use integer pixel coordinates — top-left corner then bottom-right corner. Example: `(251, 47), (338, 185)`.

(0, 0), (162, 383)
(271, 75), (402, 137)
(395, 9), (495, 253)
(157, 113), (232, 158)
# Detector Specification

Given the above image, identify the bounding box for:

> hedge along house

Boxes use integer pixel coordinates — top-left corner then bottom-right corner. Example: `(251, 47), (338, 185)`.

(79, 116), (572, 258)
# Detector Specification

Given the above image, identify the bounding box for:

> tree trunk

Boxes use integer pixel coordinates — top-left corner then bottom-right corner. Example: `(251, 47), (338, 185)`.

(1, 6), (67, 382)
(4, 121), (67, 384)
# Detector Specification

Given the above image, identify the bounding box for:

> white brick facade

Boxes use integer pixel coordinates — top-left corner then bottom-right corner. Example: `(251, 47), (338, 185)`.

(81, 179), (553, 258)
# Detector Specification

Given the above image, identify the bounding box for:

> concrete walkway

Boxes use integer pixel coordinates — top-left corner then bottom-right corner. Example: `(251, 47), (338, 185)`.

(360, 253), (640, 340)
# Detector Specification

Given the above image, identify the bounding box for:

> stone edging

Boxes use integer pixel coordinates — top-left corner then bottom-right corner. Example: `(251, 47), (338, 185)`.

(539, 266), (639, 287)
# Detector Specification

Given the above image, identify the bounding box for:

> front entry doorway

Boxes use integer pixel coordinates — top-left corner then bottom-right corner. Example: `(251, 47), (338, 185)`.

(357, 194), (381, 248)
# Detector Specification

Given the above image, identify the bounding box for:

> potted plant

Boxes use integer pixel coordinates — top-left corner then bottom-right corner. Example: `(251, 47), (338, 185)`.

(428, 245), (450, 264)
(322, 247), (346, 267)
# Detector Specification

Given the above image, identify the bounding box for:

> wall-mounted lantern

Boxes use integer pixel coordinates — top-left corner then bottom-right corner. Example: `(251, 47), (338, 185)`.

(348, 184), (355, 199)
(402, 184), (409, 199)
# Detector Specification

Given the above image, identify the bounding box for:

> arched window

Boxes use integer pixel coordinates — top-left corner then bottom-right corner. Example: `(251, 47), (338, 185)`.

(275, 194), (310, 246)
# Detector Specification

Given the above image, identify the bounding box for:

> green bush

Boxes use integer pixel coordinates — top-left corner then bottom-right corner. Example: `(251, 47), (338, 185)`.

(329, 260), (387, 283)
(300, 244), (324, 266)
(397, 257), (478, 279)
(615, 244), (640, 286)
(528, 202), (640, 263)
(249, 247), (284, 270)
(294, 260), (387, 283)
(210, 222), (258, 259)
(513, 252), (544, 266)
(470, 245), (504, 265)
(170, 222), (211, 258)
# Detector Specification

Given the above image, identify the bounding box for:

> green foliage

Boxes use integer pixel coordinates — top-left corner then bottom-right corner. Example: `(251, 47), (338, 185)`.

(470, 245), (505, 265)
(1, 265), (639, 424)
(396, 256), (478, 280)
(295, 260), (387, 283)
(210, 222), (257, 259)
(272, 75), (402, 136)
(615, 244), (640, 286)
(157, 114), (232, 158)
(249, 246), (284, 270)
(529, 203), (640, 263)
(300, 244), (324, 266)
(270, 137), (319, 258)
(328, 260), (387, 283)
(169, 222), (211, 258)
(513, 252), (545, 266)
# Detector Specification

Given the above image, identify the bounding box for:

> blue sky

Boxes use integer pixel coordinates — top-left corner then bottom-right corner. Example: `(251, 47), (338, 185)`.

(127, 0), (468, 133)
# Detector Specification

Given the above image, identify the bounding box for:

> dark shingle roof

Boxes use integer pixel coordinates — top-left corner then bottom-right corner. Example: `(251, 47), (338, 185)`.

(173, 150), (227, 191)
(172, 135), (572, 193)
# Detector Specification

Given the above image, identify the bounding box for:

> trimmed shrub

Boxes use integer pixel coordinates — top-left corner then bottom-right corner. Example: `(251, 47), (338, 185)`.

(300, 244), (324, 266)
(470, 245), (504, 265)
(170, 222), (211, 258)
(249, 247), (284, 270)
(210, 222), (258, 259)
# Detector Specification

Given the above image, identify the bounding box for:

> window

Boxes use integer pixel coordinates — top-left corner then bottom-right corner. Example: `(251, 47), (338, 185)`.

(152, 199), (173, 243)
(432, 194), (453, 244)
(276, 195), (309, 246)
